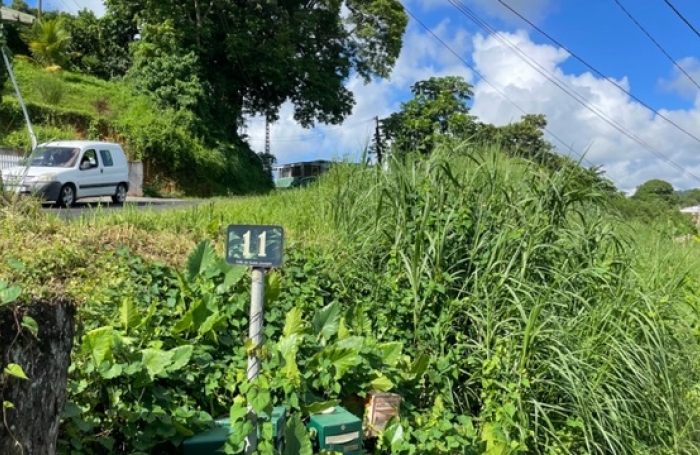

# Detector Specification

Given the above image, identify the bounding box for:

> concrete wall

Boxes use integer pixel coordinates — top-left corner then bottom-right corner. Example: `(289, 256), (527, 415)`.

(128, 161), (143, 196)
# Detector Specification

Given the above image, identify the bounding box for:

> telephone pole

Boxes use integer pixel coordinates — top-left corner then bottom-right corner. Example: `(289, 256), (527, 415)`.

(38, 0), (42, 19)
(265, 118), (271, 155)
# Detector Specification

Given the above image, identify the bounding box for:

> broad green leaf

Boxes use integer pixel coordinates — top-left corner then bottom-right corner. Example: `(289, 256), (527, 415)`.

(409, 353), (430, 379)
(167, 345), (193, 372)
(337, 317), (350, 340)
(283, 307), (304, 338)
(302, 400), (339, 415)
(21, 316), (39, 338)
(378, 342), (403, 366)
(120, 298), (140, 332)
(141, 348), (172, 379)
(0, 283), (21, 305)
(222, 266), (247, 291)
(3, 401), (14, 409)
(371, 375), (394, 392)
(283, 414), (312, 455)
(185, 240), (218, 282)
(135, 300), (158, 330)
(383, 416), (405, 447)
(4, 363), (28, 380)
(312, 302), (341, 341)
(283, 351), (301, 386)
(247, 386), (272, 415)
(264, 272), (282, 306)
(277, 335), (300, 358)
(62, 402), (82, 418)
(99, 363), (123, 380)
(314, 347), (360, 379)
(481, 422), (508, 455)
(172, 299), (208, 334)
(198, 310), (221, 337)
(335, 336), (364, 351)
(81, 326), (114, 366)
(230, 401), (249, 423)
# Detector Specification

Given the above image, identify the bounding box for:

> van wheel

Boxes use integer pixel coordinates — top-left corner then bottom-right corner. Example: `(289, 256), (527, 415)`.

(58, 184), (75, 208)
(112, 183), (127, 205)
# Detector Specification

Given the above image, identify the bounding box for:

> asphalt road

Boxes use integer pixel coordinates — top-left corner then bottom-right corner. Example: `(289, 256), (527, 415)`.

(42, 196), (201, 220)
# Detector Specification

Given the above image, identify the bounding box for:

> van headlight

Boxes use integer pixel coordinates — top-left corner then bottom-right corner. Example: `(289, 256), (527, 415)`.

(24, 173), (57, 185)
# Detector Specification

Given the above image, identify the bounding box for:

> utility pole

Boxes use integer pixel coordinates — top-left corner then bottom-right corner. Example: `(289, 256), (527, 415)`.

(373, 116), (383, 165)
(265, 118), (271, 155)
(38, 0), (42, 20)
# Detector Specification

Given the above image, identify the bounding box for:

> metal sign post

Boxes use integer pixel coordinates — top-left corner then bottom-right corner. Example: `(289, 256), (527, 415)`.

(226, 225), (284, 455)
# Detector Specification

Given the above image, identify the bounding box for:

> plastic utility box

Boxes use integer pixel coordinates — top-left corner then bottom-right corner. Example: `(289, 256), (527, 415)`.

(307, 406), (363, 454)
(183, 407), (286, 455)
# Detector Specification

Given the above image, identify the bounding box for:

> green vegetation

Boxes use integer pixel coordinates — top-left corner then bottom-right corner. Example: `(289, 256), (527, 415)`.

(0, 0), (409, 197)
(3, 142), (700, 453)
(0, 59), (272, 196)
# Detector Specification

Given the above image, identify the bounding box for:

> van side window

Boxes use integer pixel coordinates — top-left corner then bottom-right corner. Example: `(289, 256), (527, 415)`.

(80, 150), (99, 169)
(100, 150), (114, 167)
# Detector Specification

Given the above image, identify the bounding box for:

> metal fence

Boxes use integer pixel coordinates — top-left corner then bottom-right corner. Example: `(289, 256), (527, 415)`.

(0, 153), (21, 170)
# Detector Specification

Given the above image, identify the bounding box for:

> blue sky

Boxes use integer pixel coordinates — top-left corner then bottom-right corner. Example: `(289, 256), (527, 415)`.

(16, 0), (700, 192)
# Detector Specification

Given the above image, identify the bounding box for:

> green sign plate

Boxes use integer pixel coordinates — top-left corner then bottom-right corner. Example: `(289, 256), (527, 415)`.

(226, 225), (284, 268)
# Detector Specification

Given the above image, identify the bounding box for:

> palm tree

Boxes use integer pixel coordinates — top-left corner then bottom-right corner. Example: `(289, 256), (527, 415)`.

(27, 18), (70, 68)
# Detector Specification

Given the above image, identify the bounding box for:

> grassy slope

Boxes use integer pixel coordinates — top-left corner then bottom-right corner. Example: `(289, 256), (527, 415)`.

(0, 58), (155, 153)
(0, 59), (273, 196)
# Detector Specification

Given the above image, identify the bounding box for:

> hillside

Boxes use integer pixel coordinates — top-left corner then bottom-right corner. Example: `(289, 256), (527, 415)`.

(0, 58), (273, 197)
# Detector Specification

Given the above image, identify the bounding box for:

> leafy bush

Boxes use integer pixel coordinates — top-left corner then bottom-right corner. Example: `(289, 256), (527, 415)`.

(33, 72), (65, 105)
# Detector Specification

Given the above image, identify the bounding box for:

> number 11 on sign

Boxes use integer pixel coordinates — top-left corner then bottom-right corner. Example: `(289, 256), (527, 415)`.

(226, 225), (283, 268)
(242, 230), (267, 257)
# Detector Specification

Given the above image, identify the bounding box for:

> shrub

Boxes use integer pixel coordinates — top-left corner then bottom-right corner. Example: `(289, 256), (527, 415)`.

(33, 73), (65, 106)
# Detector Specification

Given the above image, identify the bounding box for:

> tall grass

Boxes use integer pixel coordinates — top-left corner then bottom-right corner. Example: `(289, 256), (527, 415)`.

(314, 144), (700, 453)
(66, 142), (700, 452)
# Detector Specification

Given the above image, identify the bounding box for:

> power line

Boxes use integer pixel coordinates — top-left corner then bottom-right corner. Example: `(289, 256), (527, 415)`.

(247, 118), (375, 143)
(613, 0), (700, 93)
(447, 0), (700, 184)
(398, 3), (599, 172)
(495, 0), (700, 147)
(661, 0), (700, 42)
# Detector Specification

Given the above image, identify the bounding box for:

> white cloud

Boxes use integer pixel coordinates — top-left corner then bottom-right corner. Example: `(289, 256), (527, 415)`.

(468, 30), (700, 192)
(658, 56), (700, 101)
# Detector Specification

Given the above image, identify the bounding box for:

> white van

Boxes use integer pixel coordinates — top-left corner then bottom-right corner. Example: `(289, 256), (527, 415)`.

(1, 140), (129, 207)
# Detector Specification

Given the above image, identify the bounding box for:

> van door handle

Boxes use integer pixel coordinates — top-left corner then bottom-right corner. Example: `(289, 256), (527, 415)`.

(101, 169), (103, 173)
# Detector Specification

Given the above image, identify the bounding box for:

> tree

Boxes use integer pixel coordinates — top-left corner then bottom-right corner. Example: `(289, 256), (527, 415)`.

(381, 76), (477, 154)
(128, 20), (205, 112)
(106, 0), (408, 138)
(632, 179), (679, 207)
(677, 188), (700, 208)
(26, 18), (70, 67)
(63, 9), (135, 79)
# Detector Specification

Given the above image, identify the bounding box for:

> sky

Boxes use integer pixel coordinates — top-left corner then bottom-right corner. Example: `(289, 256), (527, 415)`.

(18, 0), (700, 192)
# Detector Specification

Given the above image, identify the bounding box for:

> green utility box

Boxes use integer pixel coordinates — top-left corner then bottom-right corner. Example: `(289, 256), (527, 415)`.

(183, 407), (286, 455)
(307, 406), (363, 454)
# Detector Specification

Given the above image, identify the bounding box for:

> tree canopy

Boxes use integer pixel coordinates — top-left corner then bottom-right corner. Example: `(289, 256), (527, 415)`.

(381, 76), (476, 154)
(105, 0), (408, 137)
(632, 179), (679, 207)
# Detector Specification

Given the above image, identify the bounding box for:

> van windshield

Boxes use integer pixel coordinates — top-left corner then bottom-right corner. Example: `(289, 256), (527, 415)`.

(26, 147), (80, 168)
